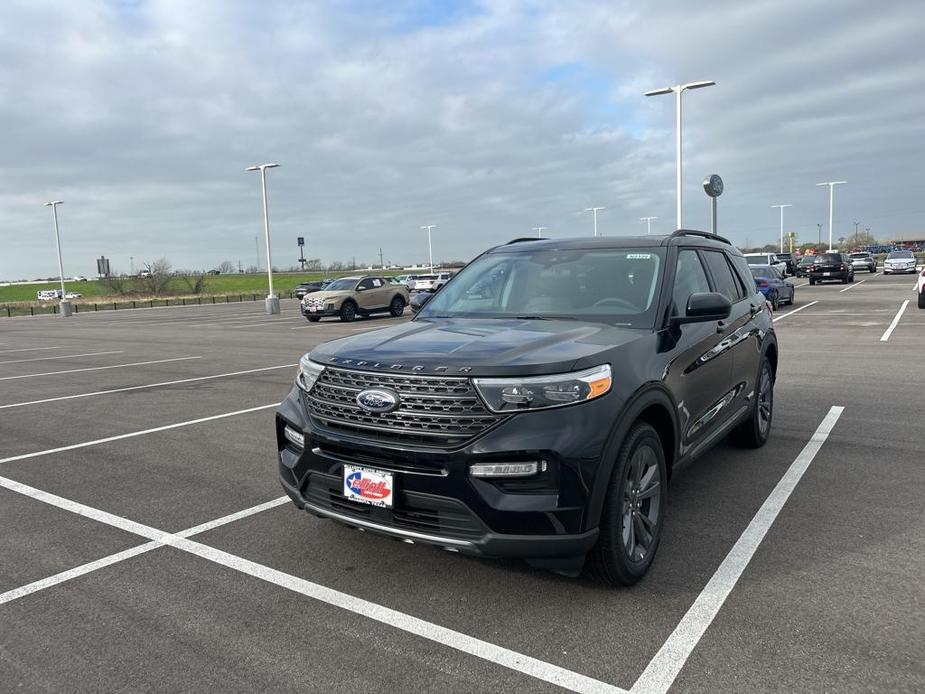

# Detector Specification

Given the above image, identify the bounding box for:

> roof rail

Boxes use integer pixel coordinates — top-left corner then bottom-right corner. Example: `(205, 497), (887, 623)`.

(670, 229), (732, 245)
(506, 237), (541, 244)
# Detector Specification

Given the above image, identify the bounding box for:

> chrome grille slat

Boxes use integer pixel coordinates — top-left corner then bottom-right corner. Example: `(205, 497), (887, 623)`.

(307, 366), (503, 446)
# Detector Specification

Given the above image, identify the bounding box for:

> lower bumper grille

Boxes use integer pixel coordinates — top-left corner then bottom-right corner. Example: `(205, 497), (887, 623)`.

(304, 472), (485, 540)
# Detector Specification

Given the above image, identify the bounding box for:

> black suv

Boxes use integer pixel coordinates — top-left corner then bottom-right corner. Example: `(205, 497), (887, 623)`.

(276, 231), (778, 585)
(295, 281), (324, 299)
(807, 252), (854, 285)
(776, 251), (796, 275)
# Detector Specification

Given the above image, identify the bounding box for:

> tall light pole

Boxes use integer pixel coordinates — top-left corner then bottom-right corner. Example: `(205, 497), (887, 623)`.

(816, 181), (846, 252)
(129, 256), (134, 276)
(43, 200), (72, 317)
(640, 217), (657, 235)
(817, 223), (823, 245)
(420, 225), (436, 272)
(246, 163), (280, 314)
(532, 226), (548, 238)
(771, 204), (792, 253)
(584, 207), (605, 236)
(644, 80), (715, 229)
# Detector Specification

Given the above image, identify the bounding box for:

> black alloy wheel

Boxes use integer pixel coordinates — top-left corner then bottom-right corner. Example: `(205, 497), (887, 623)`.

(731, 357), (774, 449)
(389, 295), (405, 317)
(339, 301), (357, 322)
(586, 422), (666, 586)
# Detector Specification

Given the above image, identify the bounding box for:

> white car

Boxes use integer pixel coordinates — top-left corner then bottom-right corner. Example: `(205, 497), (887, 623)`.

(36, 289), (61, 300)
(64, 291), (82, 299)
(917, 267), (924, 309)
(744, 253), (788, 276)
(883, 250), (917, 274)
(73, 275), (88, 282)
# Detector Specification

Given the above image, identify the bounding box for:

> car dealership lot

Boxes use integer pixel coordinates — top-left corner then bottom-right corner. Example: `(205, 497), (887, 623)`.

(1, 277), (922, 693)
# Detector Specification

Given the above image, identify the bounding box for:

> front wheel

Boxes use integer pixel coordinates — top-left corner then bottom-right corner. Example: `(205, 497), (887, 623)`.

(339, 301), (357, 322)
(306, 316), (321, 322)
(389, 295), (405, 317)
(770, 292), (779, 311)
(918, 292), (925, 309)
(730, 357), (774, 449)
(585, 422), (666, 586)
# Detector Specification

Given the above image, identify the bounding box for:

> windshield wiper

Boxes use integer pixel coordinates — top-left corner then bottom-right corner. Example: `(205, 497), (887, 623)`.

(514, 315), (576, 321)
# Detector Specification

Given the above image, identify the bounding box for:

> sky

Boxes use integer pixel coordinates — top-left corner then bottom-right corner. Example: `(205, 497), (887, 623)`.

(1, 0), (924, 280)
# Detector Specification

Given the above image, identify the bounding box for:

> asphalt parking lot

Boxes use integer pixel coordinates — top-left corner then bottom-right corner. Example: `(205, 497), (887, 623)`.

(1, 274), (922, 694)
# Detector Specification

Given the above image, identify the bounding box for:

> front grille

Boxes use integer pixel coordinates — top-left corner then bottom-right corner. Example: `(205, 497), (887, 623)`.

(303, 296), (328, 308)
(306, 366), (504, 447)
(304, 472), (485, 540)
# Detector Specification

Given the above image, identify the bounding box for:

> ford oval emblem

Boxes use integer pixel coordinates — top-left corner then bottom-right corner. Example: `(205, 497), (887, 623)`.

(356, 388), (399, 413)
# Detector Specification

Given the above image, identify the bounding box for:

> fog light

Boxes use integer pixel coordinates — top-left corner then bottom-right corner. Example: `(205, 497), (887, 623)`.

(283, 425), (304, 449)
(469, 461), (544, 478)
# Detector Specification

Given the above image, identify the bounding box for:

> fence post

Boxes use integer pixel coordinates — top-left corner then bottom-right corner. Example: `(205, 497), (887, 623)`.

(150, 300), (154, 308)
(95, 303), (98, 311)
(113, 302), (117, 310)
(6, 307), (10, 317)
(30, 306), (34, 316)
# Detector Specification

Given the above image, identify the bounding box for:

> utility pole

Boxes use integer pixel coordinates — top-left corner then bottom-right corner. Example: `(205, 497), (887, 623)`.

(584, 207), (605, 236)
(817, 223), (823, 245)
(640, 217), (657, 235)
(130, 256), (134, 276)
(644, 80), (716, 228)
(771, 204), (792, 253)
(379, 247), (384, 269)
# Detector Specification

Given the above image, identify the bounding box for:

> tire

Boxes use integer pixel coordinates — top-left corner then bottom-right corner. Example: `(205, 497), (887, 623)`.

(730, 357), (774, 449)
(918, 292), (925, 309)
(306, 316), (320, 322)
(842, 274), (849, 284)
(770, 292), (779, 311)
(389, 295), (405, 317)
(585, 422), (667, 586)
(809, 278), (816, 286)
(339, 301), (357, 322)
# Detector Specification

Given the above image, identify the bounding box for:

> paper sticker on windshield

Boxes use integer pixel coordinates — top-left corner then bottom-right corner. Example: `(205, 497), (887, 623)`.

(627, 253), (652, 259)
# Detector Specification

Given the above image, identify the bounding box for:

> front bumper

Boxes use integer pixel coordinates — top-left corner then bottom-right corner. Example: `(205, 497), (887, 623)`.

(276, 384), (614, 565)
(883, 266), (916, 274)
(301, 305), (339, 317)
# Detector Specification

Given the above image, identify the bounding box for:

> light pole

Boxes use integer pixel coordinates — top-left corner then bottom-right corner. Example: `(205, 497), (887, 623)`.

(771, 204), (792, 253)
(817, 223), (823, 245)
(583, 207), (605, 236)
(420, 225), (436, 272)
(43, 201), (72, 317)
(246, 163), (280, 314)
(532, 226), (548, 238)
(816, 181), (846, 252)
(640, 217), (657, 236)
(129, 256), (134, 276)
(644, 80), (715, 229)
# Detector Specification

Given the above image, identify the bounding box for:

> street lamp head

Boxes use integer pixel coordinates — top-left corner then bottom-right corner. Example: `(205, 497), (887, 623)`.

(44, 200), (63, 207)
(816, 180), (847, 186)
(246, 163), (280, 172)
(683, 80), (716, 91)
(644, 86), (674, 97)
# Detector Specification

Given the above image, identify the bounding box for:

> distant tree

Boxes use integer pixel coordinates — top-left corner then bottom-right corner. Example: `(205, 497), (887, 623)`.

(177, 271), (206, 294)
(140, 258), (172, 295)
(245, 265), (260, 274)
(217, 260), (235, 274)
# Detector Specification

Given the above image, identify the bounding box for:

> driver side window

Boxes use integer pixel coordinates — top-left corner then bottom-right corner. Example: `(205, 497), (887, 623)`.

(672, 249), (711, 316)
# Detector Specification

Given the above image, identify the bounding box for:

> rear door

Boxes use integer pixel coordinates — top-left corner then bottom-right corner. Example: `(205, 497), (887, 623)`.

(662, 248), (739, 455)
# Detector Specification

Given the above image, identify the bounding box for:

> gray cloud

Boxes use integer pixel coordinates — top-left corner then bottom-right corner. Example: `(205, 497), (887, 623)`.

(1, 0), (923, 279)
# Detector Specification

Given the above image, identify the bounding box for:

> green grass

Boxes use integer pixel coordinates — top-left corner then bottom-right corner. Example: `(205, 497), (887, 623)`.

(0, 272), (334, 305)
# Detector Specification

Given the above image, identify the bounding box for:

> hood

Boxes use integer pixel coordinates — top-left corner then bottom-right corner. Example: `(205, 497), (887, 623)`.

(308, 317), (647, 376)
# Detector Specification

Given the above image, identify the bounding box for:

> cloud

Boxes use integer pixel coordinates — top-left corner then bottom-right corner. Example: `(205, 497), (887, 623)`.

(1, 0), (923, 279)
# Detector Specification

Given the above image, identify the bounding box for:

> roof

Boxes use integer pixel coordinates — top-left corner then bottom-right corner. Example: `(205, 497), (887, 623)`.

(493, 230), (734, 253)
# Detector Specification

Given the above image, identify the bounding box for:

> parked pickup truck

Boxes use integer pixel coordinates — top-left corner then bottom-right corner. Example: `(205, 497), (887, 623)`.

(300, 275), (410, 322)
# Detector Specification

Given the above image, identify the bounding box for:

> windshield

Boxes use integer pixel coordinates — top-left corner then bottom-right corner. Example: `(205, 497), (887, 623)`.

(325, 278), (358, 291)
(745, 255), (771, 265)
(849, 253), (869, 258)
(799, 256), (815, 265)
(418, 247), (664, 326)
(750, 267), (774, 279)
(887, 251), (914, 259)
(817, 253), (841, 263)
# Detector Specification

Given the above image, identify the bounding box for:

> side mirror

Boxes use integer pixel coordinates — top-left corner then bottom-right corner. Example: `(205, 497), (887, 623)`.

(673, 292), (732, 325)
(410, 292), (433, 314)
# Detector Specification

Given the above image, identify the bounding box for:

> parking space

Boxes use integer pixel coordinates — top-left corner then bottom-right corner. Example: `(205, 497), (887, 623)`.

(1, 278), (922, 693)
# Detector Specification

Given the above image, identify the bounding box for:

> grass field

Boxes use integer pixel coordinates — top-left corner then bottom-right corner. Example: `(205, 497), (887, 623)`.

(0, 272), (334, 304)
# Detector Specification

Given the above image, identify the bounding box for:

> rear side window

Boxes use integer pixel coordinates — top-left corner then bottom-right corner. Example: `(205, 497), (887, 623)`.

(818, 253), (841, 263)
(672, 249), (711, 316)
(702, 250), (743, 302)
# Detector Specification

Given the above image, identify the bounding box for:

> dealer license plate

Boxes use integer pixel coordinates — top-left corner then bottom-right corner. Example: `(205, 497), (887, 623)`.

(343, 465), (394, 507)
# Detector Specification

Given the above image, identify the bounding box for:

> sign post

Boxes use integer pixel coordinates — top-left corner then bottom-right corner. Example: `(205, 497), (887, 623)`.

(702, 174), (724, 235)
(297, 236), (306, 271)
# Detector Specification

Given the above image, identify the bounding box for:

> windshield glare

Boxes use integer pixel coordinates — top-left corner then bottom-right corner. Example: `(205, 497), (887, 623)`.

(418, 247), (664, 326)
(746, 256), (770, 265)
(325, 278), (357, 291)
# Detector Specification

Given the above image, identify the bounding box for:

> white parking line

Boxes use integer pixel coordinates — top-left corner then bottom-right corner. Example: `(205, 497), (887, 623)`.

(0, 473), (627, 694)
(0, 346), (63, 355)
(0, 350), (123, 365)
(0, 403), (277, 465)
(0, 356), (201, 382)
(0, 496), (290, 605)
(879, 300), (909, 342)
(792, 281), (808, 288)
(631, 405), (844, 694)
(772, 300), (818, 322)
(839, 278), (867, 292)
(0, 364), (297, 410)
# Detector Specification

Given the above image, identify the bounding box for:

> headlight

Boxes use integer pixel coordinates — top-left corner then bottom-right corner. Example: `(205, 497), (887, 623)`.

(473, 364), (612, 413)
(296, 355), (325, 392)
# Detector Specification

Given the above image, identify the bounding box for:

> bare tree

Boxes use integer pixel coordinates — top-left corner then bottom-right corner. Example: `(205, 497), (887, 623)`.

(217, 260), (235, 274)
(140, 257), (172, 295)
(177, 271), (206, 294)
